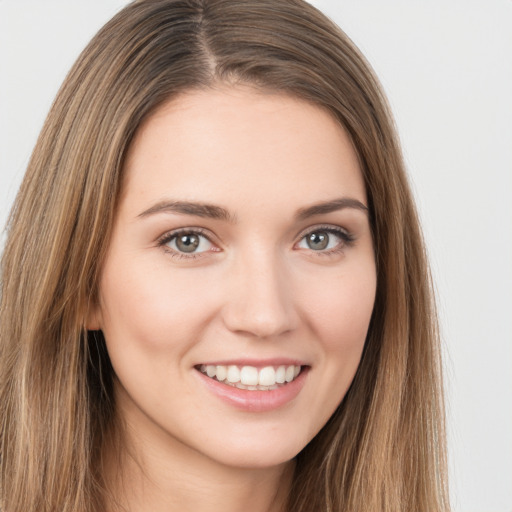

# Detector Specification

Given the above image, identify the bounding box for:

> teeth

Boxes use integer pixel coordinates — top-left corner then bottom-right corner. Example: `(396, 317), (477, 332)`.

(199, 364), (303, 389)
(259, 366), (276, 386)
(275, 365), (286, 384)
(285, 366), (295, 383)
(216, 365), (227, 382)
(227, 365), (240, 383)
(240, 366), (259, 386)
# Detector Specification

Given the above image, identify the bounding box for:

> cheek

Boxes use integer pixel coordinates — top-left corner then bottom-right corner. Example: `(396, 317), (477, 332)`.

(98, 256), (214, 353)
(301, 263), (376, 351)
(291, 261), (376, 438)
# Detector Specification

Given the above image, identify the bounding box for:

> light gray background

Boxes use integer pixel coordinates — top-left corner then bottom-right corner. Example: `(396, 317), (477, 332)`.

(1, 2), (511, 511)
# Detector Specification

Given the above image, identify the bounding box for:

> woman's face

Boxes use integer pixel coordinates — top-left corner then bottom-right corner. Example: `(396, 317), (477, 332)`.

(91, 86), (376, 469)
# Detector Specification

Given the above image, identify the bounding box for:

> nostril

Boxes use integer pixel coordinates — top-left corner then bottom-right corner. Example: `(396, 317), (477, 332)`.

(220, 264), (299, 338)
(221, 308), (298, 339)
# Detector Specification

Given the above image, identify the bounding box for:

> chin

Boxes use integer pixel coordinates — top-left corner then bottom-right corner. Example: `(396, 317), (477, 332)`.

(195, 428), (312, 470)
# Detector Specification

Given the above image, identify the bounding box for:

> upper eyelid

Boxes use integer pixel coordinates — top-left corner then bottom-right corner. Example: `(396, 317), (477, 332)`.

(295, 223), (351, 240)
(157, 226), (215, 244)
(157, 223), (353, 252)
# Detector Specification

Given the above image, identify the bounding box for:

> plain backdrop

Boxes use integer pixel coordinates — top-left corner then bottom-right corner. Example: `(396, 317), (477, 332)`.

(1, 2), (511, 511)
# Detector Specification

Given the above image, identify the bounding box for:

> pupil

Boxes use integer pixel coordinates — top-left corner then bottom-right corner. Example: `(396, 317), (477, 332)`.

(176, 234), (199, 253)
(307, 232), (328, 250)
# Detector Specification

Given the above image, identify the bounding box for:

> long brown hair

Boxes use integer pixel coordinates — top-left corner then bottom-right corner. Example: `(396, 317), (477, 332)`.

(0, 1), (449, 510)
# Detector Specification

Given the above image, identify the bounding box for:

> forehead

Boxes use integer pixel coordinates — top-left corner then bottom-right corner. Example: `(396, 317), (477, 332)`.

(121, 86), (366, 217)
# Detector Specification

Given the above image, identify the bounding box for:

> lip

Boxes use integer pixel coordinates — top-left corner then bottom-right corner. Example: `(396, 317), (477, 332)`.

(194, 365), (310, 413)
(196, 358), (307, 368)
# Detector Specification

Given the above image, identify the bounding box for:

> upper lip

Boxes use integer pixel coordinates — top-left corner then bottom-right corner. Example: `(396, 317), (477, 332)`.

(195, 358), (309, 368)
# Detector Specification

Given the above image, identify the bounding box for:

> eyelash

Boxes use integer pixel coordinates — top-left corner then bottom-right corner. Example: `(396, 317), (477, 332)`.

(297, 225), (355, 257)
(157, 225), (355, 261)
(157, 227), (213, 261)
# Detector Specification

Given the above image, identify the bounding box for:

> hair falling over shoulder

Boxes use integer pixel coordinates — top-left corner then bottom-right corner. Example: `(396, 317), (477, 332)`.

(0, 1), (450, 511)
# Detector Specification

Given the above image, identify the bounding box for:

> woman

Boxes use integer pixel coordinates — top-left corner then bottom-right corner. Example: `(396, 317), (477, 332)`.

(0, 1), (449, 511)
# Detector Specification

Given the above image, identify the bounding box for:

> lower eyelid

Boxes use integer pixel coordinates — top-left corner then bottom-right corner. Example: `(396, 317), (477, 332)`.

(163, 247), (204, 260)
(157, 226), (354, 259)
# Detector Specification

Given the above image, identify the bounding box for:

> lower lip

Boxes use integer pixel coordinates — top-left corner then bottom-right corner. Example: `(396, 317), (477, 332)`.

(195, 367), (309, 412)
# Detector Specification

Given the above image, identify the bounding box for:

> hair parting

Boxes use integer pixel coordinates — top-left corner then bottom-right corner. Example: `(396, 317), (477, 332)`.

(0, 1), (449, 511)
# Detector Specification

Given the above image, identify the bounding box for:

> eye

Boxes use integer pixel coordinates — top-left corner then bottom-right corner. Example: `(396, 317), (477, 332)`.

(158, 228), (216, 257)
(296, 226), (354, 253)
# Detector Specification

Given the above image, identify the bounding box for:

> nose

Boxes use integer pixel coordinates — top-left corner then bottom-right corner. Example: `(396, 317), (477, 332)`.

(221, 249), (299, 339)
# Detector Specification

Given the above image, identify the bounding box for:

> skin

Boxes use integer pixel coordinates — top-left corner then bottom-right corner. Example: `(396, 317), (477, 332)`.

(89, 85), (377, 512)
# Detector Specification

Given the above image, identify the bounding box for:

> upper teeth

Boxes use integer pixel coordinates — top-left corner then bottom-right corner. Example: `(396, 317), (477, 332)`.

(199, 364), (301, 387)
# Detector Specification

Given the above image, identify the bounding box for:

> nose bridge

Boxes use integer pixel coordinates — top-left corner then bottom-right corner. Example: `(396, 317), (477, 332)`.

(222, 245), (297, 338)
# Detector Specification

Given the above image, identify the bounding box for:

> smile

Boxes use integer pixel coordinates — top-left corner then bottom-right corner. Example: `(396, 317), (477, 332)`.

(198, 364), (302, 390)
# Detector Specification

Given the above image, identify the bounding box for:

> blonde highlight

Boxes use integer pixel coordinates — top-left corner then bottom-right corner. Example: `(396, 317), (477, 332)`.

(1, 1), (449, 510)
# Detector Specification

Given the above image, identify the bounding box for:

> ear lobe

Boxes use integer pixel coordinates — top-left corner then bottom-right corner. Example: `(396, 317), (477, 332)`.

(86, 303), (103, 331)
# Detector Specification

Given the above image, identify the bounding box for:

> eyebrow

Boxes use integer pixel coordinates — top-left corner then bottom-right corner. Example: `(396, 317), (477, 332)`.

(138, 200), (236, 223)
(137, 197), (368, 222)
(295, 197), (368, 220)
